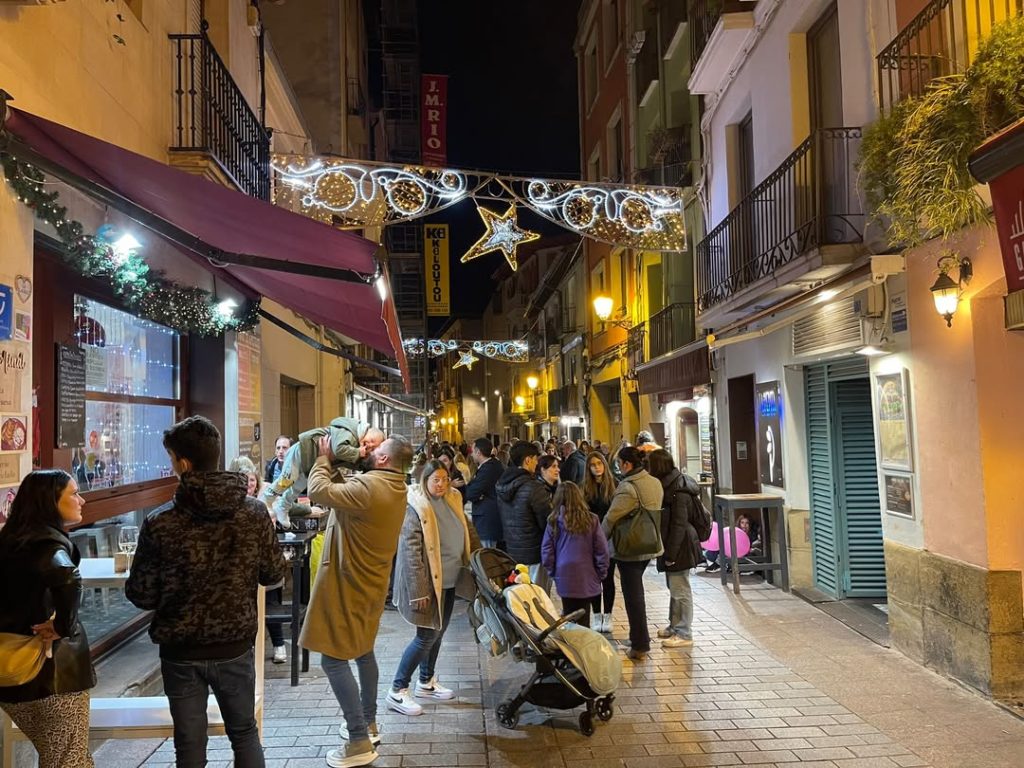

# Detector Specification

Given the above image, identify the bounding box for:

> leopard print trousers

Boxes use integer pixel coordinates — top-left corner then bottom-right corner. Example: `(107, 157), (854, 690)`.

(1, 690), (94, 768)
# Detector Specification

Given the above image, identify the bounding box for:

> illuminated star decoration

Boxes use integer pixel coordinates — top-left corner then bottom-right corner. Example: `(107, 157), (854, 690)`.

(452, 350), (480, 371)
(460, 205), (540, 271)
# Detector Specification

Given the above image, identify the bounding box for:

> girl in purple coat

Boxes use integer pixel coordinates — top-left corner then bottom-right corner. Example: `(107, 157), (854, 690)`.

(541, 482), (610, 629)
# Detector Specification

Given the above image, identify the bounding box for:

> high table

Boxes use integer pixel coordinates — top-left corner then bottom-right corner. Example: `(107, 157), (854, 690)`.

(271, 530), (317, 686)
(713, 494), (789, 595)
(79, 558), (129, 589)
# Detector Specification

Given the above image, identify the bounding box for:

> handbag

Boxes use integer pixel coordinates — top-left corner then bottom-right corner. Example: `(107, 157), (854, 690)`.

(610, 483), (663, 559)
(0, 632), (47, 687)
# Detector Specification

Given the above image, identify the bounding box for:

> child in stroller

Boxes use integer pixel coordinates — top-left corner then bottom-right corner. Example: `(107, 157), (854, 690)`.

(468, 548), (621, 736)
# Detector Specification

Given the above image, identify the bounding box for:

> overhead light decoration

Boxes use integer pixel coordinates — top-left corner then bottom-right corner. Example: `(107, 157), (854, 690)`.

(402, 338), (528, 363)
(452, 350), (480, 371)
(929, 253), (973, 327)
(460, 205), (540, 271)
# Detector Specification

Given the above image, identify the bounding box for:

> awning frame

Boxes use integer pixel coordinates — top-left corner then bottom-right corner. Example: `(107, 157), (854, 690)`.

(352, 382), (428, 417)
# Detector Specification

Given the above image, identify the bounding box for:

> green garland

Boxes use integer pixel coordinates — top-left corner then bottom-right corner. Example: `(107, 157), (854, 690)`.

(1, 154), (260, 336)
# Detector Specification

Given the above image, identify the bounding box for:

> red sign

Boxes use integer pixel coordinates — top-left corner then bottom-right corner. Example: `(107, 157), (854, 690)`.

(421, 74), (448, 167)
(990, 162), (1024, 292)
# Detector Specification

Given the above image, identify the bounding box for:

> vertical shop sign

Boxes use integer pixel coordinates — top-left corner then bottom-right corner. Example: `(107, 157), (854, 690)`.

(425, 224), (450, 317)
(988, 162), (1024, 292)
(756, 381), (784, 488)
(421, 74), (448, 167)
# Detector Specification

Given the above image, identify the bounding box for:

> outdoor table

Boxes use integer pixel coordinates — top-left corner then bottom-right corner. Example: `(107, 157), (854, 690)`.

(79, 557), (129, 589)
(713, 494), (789, 595)
(273, 530), (317, 685)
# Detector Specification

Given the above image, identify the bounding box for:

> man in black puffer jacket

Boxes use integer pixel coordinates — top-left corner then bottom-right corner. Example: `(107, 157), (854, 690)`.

(127, 415), (286, 768)
(495, 441), (553, 593)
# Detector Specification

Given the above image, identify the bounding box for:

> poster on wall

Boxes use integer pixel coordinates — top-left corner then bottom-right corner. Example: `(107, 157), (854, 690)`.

(0, 484), (16, 525)
(875, 370), (914, 471)
(0, 415), (28, 452)
(0, 285), (12, 341)
(756, 380), (784, 488)
(884, 473), (914, 519)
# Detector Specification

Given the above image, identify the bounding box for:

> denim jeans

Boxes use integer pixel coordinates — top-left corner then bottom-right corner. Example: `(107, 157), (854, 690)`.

(665, 569), (693, 639)
(161, 648), (264, 768)
(393, 588), (456, 690)
(615, 559), (651, 652)
(479, 538), (499, 550)
(322, 651), (378, 742)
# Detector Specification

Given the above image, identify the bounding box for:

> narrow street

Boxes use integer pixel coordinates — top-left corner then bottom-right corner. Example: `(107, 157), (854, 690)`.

(98, 571), (1024, 768)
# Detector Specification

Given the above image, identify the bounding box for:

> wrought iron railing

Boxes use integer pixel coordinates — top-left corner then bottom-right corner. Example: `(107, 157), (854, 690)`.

(877, 0), (1023, 112)
(627, 322), (647, 371)
(170, 33), (270, 200)
(689, 0), (748, 73)
(648, 303), (697, 359)
(696, 127), (864, 312)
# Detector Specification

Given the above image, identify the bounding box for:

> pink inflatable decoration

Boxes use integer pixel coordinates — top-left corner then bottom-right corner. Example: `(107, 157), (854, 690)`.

(700, 522), (720, 552)
(722, 527), (751, 559)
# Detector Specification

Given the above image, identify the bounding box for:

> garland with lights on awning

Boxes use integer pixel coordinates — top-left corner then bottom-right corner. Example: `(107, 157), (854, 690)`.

(402, 338), (529, 371)
(272, 155), (686, 271)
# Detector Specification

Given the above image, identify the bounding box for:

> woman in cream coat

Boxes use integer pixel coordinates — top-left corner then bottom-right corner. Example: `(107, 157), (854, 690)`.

(386, 460), (480, 716)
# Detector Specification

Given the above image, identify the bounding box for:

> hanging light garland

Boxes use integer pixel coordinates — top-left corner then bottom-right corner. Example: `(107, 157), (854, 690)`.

(403, 338), (529, 364)
(459, 204), (540, 271)
(1, 155), (259, 336)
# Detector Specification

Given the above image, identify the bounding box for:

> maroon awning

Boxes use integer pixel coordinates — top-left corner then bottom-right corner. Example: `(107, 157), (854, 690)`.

(2, 107), (408, 387)
(636, 342), (710, 396)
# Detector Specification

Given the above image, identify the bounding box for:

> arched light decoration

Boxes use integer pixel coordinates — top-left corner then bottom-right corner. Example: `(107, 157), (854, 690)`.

(930, 254), (973, 327)
(402, 338), (529, 363)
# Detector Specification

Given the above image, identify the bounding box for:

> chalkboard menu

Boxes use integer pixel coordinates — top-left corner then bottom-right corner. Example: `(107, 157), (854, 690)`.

(56, 344), (86, 449)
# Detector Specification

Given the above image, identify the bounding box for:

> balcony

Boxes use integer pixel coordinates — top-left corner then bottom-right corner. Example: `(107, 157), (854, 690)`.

(696, 127), (865, 316)
(688, 0), (755, 95)
(170, 33), (271, 201)
(627, 322), (647, 372)
(877, 0), (1022, 112)
(648, 303), (697, 360)
(347, 77), (366, 116)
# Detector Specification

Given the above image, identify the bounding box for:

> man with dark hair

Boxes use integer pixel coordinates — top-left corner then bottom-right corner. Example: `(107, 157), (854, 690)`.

(496, 441), (553, 592)
(302, 435), (413, 768)
(127, 415), (286, 767)
(264, 435), (291, 483)
(465, 437), (503, 549)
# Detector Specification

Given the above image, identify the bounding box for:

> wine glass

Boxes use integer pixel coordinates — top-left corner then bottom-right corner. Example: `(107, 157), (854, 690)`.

(118, 526), (139, 556)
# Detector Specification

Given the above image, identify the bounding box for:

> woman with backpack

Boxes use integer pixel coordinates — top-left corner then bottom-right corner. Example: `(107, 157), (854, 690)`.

(647, 449), (711, 648)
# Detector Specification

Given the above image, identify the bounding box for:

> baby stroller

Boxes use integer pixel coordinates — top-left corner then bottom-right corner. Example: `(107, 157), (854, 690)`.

(468, 548), (621, 736)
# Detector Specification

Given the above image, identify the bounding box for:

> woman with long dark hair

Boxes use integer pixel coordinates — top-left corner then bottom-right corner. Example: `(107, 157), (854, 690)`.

(0, 470), (96, 767)
(582, 451), (617, 633)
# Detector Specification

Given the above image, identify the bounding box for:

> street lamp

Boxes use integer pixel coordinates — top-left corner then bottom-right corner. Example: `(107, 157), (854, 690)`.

(526, 375), (539, 391)
(593, 294), (631, 329)
(515, 395), (526, 408)
(930, 254), (972, 327)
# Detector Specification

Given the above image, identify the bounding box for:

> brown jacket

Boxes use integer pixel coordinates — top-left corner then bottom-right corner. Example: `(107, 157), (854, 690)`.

(300, 457), (407, 660)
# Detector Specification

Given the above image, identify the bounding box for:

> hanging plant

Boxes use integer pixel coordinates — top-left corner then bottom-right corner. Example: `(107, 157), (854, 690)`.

(859, 15), (1024, 248)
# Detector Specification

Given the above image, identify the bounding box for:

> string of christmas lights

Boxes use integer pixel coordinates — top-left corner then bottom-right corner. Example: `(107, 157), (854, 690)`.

(1, 155), (260, 336)
(402, 338), (529, 364)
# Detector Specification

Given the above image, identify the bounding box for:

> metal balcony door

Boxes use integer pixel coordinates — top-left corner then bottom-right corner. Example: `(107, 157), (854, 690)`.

(805, 359), (886, 599)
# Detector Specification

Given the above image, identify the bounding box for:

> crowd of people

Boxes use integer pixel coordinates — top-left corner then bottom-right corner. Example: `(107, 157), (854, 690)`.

(0, 417), (711, 768)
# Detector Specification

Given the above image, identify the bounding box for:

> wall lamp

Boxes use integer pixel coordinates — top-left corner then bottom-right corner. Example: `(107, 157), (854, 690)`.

(593, 295), (632, 329)
(930, 254), (973, 327)
(526, 375), (539, 391)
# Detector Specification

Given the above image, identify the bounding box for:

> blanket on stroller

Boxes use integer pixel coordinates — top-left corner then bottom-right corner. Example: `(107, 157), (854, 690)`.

(504, 584), (621, 696)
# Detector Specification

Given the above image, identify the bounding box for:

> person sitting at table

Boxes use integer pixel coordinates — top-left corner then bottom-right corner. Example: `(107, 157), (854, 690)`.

(230, 455), (288, 666)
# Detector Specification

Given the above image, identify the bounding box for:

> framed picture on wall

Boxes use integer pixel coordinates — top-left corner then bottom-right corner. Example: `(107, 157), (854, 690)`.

(875, 369), (914, 471)
(755, 380), (784, 488)
(884, 473), (914, 519)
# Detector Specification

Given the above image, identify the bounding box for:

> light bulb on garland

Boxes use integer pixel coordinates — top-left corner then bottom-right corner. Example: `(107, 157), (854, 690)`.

(1, 154), (259, 336)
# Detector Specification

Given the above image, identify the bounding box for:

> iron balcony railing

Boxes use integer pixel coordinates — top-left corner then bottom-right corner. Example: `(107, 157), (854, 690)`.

(648, 302), (697, 359)
(688, 0), (748, 74)
(170, 33), (270, 200)
(696, 127), (864, 312)
(627, 322), (647, 371)
(877, 0), (1023, 112)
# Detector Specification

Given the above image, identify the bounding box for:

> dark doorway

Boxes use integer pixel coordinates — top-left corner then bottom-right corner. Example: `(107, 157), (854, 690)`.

(808, 3), (843, 131)
(727, 374), (758, 493)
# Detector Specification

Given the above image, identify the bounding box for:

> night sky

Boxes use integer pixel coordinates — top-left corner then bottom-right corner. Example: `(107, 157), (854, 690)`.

(418, 1), (581, 329)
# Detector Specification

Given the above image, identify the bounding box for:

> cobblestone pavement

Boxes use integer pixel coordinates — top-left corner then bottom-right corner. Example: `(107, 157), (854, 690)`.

(94, 569), (1024, 768)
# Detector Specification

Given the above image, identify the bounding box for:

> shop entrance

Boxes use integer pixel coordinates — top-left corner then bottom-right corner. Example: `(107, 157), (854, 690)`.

(805, 359), (887, 599)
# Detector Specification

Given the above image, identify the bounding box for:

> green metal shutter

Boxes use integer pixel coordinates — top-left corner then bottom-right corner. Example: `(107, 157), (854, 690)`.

(832, 378), (887, 597)
(805, 365), (839, 597)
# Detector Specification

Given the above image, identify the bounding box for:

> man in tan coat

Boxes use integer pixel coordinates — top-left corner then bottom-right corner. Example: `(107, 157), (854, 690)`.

(301, 434), (412, 768)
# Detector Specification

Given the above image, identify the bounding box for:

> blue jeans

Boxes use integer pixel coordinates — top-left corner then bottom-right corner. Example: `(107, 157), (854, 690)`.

(479, 538), (499, 550)
(322, 651), (378, 742)
(161, 648), (264, 768)
(665, 569), (693, 639)
(393, 588), (456, 690)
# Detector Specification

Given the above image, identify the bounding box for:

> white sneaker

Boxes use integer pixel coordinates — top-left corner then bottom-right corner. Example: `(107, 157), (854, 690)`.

(662, 635), (694, 648)
(386, 688), (424, 715)
(272, 645), (287, 664)
(415, 677), (455, 700)
(339, 722), (381, 747)
(604, 614), (615, 634)
(326, 739), (378, 767)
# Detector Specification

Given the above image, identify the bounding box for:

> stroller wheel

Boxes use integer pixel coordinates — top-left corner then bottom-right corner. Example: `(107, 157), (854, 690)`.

(578, 710), (595, 736)
(596, 697), (614, 721)
(496, 701), (519, 730)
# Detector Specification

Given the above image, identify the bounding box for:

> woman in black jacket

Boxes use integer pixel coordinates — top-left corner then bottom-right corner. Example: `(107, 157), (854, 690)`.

(648, 450), (710, 649)
(582, 451), (618, 633)
(0, 469), (96, 767)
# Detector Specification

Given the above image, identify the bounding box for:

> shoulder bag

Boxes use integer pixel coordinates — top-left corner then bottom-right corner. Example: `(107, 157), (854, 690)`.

(610, 483), (662, 558)
(0, 632), (47, 687)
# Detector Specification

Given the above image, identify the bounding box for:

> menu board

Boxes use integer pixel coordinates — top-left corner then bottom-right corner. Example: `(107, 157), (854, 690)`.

(56, 344), (86, 449)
